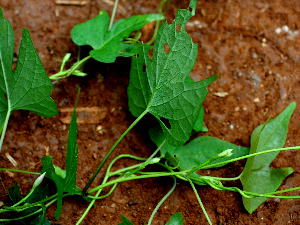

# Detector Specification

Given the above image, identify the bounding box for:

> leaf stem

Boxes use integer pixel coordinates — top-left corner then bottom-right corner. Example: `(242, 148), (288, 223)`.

(109, 162), (145, 177)
(146, 0), (171, 45)
(12, 188), (36, 207)
(123, 140), (165, 178)
(76, 154), (147, 223)
(50, 55), (91, 81)
(147, 176), (176, 225)
(109, 0), (119, 30)
(88, 170), (186, 194)
(0, 109), (11, 153)
(0, 196), (58, 222)
(76, 177), (110, 225)
(86, 183), (118, 200)
(1, 194), (58, 212)
(187, 154), (223, 175)
(82, 110), (148, 194)
(0, 168), (40, 175)
(199, 175), (241, 181)
(186, 176), (212, 225)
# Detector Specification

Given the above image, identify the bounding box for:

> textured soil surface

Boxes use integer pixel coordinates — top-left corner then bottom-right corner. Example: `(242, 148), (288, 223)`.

(1, 0), (300, 224)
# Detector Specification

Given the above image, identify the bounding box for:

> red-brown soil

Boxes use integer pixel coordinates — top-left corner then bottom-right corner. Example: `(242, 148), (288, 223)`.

(1, 0), (300, 224)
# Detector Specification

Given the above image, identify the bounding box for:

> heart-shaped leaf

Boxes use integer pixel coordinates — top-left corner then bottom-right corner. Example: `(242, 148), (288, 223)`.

(71, 10), (164, 63)
(128, 5), (216, 146)
(0, 8), (58, 151)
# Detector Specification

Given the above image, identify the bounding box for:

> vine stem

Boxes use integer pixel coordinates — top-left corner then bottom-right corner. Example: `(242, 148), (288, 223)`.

(146, 0), (171, 45)
(12, 188), (36, 207)
(87, 170), (185, 194)
(109, 0), (119, 30)
(50, 55), (91, 81)
(200, 146), (300, 169)
(82, 110), (148, 194)
(123, 139), (165, 178)
(0, 196), (58, 222)
(186, 176), (212, 225)
(0, 168), (40, 175)
(148, 176), (176, 225)
(76, 176), (110, 225)
(77, 155), (147, 224)
(0, 109), (10, 153)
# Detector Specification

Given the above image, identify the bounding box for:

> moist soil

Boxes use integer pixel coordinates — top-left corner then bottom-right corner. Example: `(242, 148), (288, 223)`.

(1, 0), (300, 224)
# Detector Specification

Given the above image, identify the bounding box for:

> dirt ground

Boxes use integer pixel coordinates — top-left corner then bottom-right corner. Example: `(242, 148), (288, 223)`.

(1, 0), (300, 224)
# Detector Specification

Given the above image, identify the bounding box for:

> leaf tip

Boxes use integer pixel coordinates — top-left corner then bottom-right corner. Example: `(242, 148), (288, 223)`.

(289, 101), (296, 109)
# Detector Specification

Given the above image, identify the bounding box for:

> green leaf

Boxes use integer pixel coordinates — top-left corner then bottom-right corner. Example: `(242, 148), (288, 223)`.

(24, 184), (53, 225)
(6, 180), (54, 225)
(193, 107), (207, 132)
(149, 125), (176, 157)
(175, 136), (249, 170)
(128, 6), (216, 146)
(185, 77), (208, 132)
(26, 182), (53, 204)
(71, 10), (164, 63)
(189, 0), (198, 16)
(118, 215), (134, 225)
(7, 182), (22, 204)
(65, 91), (79, 195)
(240, 102), (296, 213)
(150, 125), (249, 169)
(54, 165), (66, 179)
(39, 96), (81, 219)
(150, 125), (249, 186)
(0, 8), (57, 120)
(166, 212), (184, 225)
(118, 43), (138, 58)
(29, 214), (51, 225)
(242, 166), (293, 214)
(40, 156), (65, 220)
(0, 7), (58, 151)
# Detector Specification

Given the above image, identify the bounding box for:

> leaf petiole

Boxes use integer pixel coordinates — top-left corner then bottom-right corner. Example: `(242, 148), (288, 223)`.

(88, 170), (190, 194)
(146, 0), (171, 45)
(185, 176), (212, 225)
(123, 140), (165, 178)
(0, 168), (41, 175)
(108, 0), (119, 30)
(147, 176), (176, 225)
(0, 109), (10, 153)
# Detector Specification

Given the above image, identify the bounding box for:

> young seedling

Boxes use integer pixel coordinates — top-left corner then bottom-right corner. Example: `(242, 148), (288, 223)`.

(49, 0), (166, 81)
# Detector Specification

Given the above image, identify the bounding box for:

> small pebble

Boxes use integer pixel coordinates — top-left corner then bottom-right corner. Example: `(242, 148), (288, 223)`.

(275, 27), (282, 34)
(254, 97), (260, 102)
(128, 200), (138, 206)
(282, 25), (289, 32)
(274, 198), (281, 203)
(252, 52), (258, 59)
